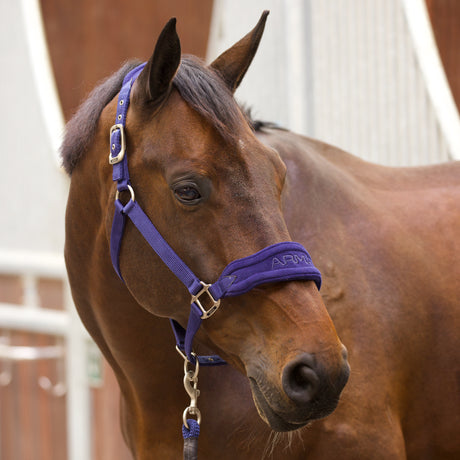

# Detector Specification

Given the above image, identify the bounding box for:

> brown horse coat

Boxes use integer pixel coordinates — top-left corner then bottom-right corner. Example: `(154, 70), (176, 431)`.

(63, 13), (460, 460)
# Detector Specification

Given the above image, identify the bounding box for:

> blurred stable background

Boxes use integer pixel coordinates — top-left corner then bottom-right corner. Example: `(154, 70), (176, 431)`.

(0, 1), (459, 459)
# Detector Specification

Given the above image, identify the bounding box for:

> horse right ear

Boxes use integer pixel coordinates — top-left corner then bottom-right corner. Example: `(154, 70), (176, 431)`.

(134, 18), (181, 105)
(210, 11), (269, 93)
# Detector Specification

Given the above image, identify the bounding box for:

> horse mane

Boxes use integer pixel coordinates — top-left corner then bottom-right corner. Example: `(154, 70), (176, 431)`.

(243, 106), (287, 132)
(61, 56), (251, 175)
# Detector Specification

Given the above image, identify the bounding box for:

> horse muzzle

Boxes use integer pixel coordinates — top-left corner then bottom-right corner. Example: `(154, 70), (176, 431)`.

(248, 350), (350, 432)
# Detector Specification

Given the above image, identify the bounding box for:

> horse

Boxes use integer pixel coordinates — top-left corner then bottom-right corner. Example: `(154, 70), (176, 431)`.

(62, 12), (460, 460)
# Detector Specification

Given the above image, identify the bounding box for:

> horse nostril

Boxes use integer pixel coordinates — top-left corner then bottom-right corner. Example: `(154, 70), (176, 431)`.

(282, 353), (320, 404)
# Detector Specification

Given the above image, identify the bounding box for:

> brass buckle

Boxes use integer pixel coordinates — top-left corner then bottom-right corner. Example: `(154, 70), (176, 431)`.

(109, 124), (126, 164)
(191, 282), (221, 319)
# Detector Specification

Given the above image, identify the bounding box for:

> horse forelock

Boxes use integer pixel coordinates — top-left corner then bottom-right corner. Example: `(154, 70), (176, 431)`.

(173, 55), (250, 144)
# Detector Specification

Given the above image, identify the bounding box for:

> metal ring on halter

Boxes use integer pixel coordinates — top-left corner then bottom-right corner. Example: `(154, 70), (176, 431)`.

(175, 345), (188, 362)
(115, 184), (135, 202)
(191, 281), (221, 319)
(183, 406), (202, 428)
(184, 353), (199, 379)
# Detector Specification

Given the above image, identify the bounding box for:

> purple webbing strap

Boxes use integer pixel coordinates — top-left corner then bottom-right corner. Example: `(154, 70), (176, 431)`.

(111, 197), (225, 365)
(122, 200), (203, 295)
(170, 318), (225, 366)
(110, 200), (127, 280)
(111, 63), (146, 187)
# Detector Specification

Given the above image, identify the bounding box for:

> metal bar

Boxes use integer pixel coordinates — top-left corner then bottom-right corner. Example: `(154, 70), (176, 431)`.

(0, 250), (66, 278)
(20, 0), (65, 164)
(22, 274), (40, 309)
(284, 0), (312, 136)
(0, 343), (65, 361)
(0, 304), (69, 335)
(64, 283), (92, 460)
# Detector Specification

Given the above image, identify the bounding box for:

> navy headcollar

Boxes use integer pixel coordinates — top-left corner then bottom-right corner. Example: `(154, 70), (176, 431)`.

(109, 63), (322, 366)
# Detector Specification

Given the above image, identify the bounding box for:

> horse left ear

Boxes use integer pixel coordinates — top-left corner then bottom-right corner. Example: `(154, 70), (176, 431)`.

(135, 18), (181, 105)
(210, 11), (269, 93)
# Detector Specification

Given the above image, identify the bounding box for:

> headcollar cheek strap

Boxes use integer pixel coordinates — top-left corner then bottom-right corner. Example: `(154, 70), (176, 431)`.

(110, 200), (127, 281)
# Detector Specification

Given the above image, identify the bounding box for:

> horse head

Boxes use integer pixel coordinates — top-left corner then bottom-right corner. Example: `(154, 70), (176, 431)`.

(90, 13), (349, 432)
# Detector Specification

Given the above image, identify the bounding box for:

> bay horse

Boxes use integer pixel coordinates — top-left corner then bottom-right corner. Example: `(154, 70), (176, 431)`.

(62, 12), (460, 459)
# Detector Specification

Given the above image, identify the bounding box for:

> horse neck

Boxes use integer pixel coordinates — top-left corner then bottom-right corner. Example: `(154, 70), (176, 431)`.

(264, 129), (460, 303)
(263, 128), (460, 231)
(257, 130), (374, 238)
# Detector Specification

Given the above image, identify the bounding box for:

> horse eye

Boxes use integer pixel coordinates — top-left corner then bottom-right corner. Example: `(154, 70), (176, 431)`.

(174, 184), (202, 204)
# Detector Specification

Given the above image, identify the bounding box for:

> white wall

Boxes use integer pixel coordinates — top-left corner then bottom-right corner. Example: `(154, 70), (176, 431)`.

(207, 0), (299, 132)
(208, 0), (460, 166)
(1, 0), (68, 255)
(2, 0), (459, 258)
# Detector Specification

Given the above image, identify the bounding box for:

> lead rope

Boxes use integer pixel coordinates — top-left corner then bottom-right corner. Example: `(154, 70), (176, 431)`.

(180, 351), (201, 459)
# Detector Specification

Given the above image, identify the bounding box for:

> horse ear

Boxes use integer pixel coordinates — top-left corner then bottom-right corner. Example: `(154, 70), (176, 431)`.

(135, 18), (181, 105)
(210, 11), (269, 93)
